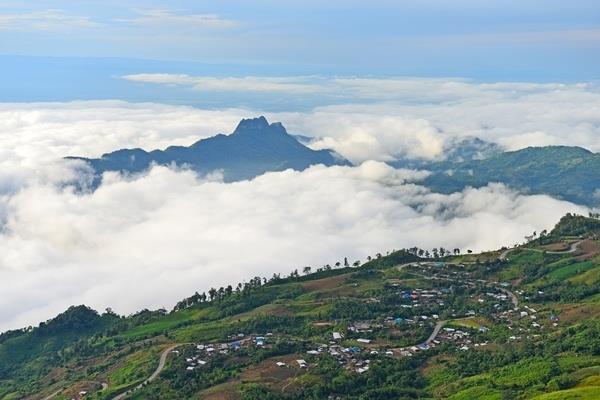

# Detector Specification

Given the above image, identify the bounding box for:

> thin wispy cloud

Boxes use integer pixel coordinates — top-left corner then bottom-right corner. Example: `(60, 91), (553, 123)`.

(119, 9), (237, 30)
(123, 74), (322, 93)
(0, 9), (101, 31)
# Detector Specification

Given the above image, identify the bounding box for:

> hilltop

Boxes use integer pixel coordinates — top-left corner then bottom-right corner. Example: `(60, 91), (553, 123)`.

(410, 145), (600, 207)
(1, 213), (599, 399)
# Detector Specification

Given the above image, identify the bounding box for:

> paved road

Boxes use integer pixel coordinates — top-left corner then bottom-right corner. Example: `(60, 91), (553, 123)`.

(499, 287), (519, 308)
(425, 320), (447, 344)
(498, 240), (582, 261)
(112, 344), (183, 400)
(41, 390), (61, 400)
(396, 262), (420, 272)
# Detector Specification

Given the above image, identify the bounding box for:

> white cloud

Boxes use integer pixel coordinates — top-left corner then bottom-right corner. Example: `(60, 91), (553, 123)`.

(123, 74), (322, 93)
(0, 161), (585, 332)
(120, 9), (237, 29)
(285, 79), (600, 161)
(0, 9), (101, 31)
(291, 113), (446, 162)
(119, 76), (600, 161)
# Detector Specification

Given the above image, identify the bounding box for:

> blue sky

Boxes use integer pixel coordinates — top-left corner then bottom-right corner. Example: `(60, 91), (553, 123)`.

(0, 0), (599, 106)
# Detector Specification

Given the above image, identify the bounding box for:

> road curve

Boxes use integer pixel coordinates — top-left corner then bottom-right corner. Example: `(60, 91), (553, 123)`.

(425, 320), (447, 344)
(112, 343), (184, 400)
(498, 240), (583, 261)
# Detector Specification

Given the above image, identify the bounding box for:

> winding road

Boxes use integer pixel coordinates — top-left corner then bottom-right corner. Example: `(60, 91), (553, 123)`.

(499, 240), (583, 261)
(112, 343), (184, 400)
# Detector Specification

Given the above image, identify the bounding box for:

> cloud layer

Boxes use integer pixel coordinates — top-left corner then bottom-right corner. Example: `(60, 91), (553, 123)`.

(0, 162), (585, 332)
(0, 93), (594, 331)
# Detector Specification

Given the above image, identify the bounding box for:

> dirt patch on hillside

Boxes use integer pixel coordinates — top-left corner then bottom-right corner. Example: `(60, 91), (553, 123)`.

(575, 240), (599, 261)
(200, 383), (242, 400)
(312, 321), (335, 327)
(540, 242), (572, 252)
(301, 273), (353, 292)
(239, 354), (307, 393)
(227, 304), (292, 321)
(557, 303), (600, 324)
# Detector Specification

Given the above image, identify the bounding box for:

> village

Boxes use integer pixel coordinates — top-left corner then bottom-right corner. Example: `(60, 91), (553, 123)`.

(173, 261), (538, 377)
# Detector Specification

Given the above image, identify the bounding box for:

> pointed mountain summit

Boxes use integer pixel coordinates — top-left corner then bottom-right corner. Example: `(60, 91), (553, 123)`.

(68, 116), (351, 183)
(232, 115), (271, 133)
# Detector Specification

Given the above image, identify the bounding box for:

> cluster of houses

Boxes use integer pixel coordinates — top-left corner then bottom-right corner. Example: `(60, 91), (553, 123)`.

(491, 297), (563, 344)
(275, 331), (397, 374)
(182, 333), (275, 371)
(411, 262), (479, 287)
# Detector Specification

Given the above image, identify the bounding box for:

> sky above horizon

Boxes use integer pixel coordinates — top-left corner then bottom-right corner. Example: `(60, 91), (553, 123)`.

(1, 0), (599, 107)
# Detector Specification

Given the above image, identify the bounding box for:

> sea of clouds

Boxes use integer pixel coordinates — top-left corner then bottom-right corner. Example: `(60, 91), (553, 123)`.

(0, 78), (597, 331)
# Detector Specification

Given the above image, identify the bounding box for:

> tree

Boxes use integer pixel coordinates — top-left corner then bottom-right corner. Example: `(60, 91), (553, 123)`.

(303, 266), (312, 275)
(352, 260), (361, 267)
(104, 307), (116, 316)
(208, 288), (217, 301)
(344, 257), (349, 267)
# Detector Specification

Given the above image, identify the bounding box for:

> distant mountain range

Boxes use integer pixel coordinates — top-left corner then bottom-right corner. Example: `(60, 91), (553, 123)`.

(409, 145), (600, 207)
(70, 117), (599, 206)
(68, 116), (350, 183)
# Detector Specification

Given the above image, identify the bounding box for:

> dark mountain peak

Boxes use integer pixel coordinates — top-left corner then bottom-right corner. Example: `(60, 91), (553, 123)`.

(233, 116), (271, 134)
(68, 117), (351, 184)
(232, 116), (289, 137)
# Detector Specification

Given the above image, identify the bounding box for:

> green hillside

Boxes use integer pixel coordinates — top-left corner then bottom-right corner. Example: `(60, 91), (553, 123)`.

(1, 215), (599, 400)
(419, 146), (600, 207)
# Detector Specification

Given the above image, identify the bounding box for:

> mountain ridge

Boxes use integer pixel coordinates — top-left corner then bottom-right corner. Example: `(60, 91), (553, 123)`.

(415, 144), (600, 206)
(68, 116), (351, 183)
(69, 119), (599, 206)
